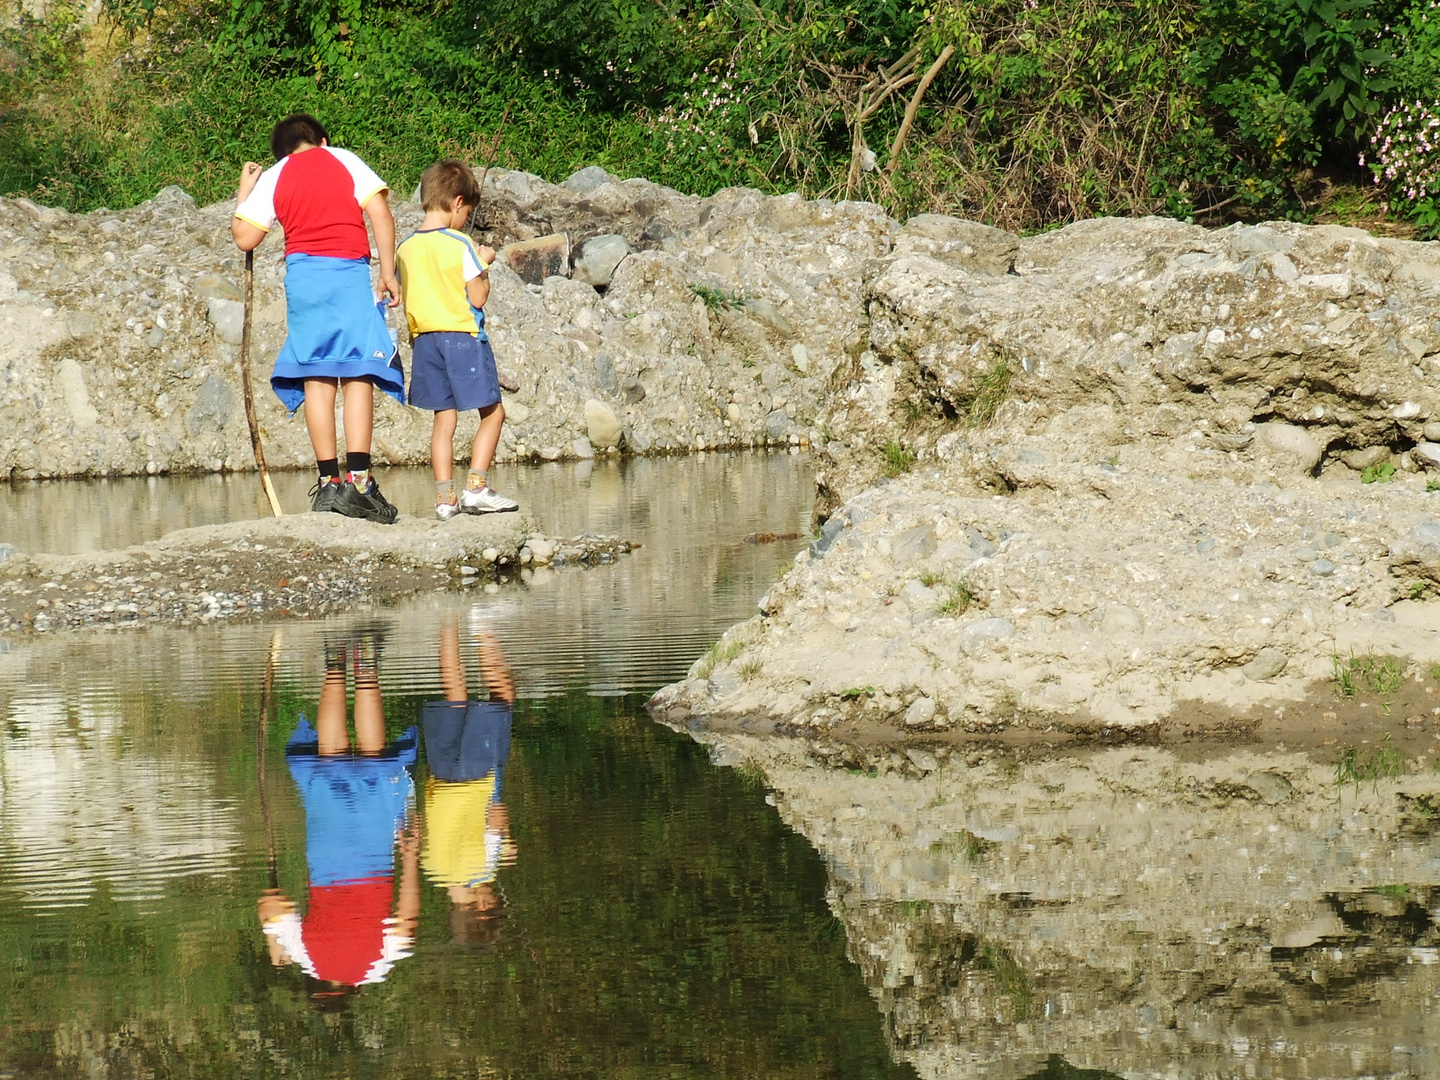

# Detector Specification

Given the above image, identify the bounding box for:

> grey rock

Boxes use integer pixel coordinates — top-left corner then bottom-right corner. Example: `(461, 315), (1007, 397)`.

(1254, 422), (1321, 473)
(154, 184), (195, 207)
(1310, 559), (1337, 577)
(593, 354), (618, 394)
(563, 166), (619, 194)
(899, 580), (940, 610)
(1412, 521), (1440, 547)
(571, 436), (595, 459)
(1425, 422), (1440, 442)
(760, 363), (786, 389)
(207, 298), (245, 345)
(962, 527), (996, 558)
(904, 747), (940, 772)
(1098, 604), (1144, 635)
(742, 297), (795, 338)
(1413, 442), (1440, 470)
(1339, 445), (1391, 470)
(960, 617), (1016, 654)
(1210, 431), (1253, 451)
(765, 410), (790, 439)
(1319, 531), (1343, 548)
(583, 399), (624, 448)
(572, 234), (633, 287)
(891, 523), (937, 565)
(65, 311), (98, 338)
(184, 375), (234, 437)
(538, 446), (563, 461)
(501, 234), (570, 285)
(903, 697), (937, 728)
(146, 329), (164, 349)
(899, 214), (1019, 275)
(1228, 226), (1293, 259)
(620, 377), (647, 404)
(1241, 770), (1293, 804)
(1242, 647), (1288, 681)
(810, 515), (846, 556)
(192, 273), (242, 302)
(1196, 538), (1217, 552)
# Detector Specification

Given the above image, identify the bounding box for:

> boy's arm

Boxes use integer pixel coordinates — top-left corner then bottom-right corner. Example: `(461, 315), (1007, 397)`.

(464, 244), (497, 310)
(363, 191), (401, 307)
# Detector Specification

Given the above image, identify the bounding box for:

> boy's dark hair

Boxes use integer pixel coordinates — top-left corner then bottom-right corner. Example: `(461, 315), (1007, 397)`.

(271, 114), (329, 160)
(420, 159), (481, 213)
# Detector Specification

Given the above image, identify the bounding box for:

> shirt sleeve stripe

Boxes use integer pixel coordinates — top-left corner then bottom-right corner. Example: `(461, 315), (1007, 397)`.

(357, 183), (389, 209)
(233, 212), (271, 232)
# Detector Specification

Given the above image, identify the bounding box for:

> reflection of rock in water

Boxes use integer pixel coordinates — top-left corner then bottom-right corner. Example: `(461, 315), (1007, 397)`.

(692, 732), (1440, 1079)
(0, 695), (239, 908)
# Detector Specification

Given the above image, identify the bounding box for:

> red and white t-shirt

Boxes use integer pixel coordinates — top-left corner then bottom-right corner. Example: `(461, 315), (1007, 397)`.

(235, 146), (388, 260)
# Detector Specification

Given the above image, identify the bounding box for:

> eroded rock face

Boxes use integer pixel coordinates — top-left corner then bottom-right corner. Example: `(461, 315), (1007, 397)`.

(0, 171), (889, 480)
(685, 731), (1440, 1080)
(650, 212), (1440, 733)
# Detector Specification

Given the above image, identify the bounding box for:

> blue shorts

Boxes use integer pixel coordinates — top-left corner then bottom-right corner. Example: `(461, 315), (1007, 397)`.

(410, 332), (501, 412)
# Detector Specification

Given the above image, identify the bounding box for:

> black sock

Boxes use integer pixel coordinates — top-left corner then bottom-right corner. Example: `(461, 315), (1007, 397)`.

(317, 458), (340, 481)
(345, 451), (371, 474)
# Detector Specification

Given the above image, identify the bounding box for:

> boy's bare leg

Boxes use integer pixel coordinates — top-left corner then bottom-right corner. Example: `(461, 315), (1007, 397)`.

(476, 632), (516, 705)
(432, 410), (459, 483)
(469, 402), (506, 480)
(303, 378), (340, 461)
(316, 663), (350, 755)
(339, 378), (373, 457)
(439, 617), (468, 702)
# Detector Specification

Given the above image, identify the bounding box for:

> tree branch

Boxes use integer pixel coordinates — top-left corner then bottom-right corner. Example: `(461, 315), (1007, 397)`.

(886, 45), (955, 170)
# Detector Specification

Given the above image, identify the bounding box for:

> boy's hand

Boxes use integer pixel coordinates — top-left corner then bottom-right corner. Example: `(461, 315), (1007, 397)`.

(476, 244), (498, 266)
(378, 269), (402, 307)
(237, 161), (263, 203)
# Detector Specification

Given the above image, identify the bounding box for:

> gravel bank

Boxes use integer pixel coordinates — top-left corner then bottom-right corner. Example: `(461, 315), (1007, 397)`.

(0, 511), (634, 633)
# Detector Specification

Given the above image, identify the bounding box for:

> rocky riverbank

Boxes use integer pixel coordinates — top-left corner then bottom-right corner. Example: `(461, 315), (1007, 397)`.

(673, 724), (1440, 1079)
(651, 214), (1440, 737)
(0, 513), (633, 633)
(0, 167), (882, 480)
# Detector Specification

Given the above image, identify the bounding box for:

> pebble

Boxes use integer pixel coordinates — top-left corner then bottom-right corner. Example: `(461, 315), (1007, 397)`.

(1310, 559), (1336, 577)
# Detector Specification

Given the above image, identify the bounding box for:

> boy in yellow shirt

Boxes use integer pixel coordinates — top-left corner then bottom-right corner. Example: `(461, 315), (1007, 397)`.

(396, 160), (518, 519)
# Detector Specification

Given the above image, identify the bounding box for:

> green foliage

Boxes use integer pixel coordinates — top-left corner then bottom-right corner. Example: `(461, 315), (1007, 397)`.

(881, 440), (916, 477)
(689, 283), (748, 311)
(935, 577), (974, 617)
(1362, 460), (1397, 482)
(1428, 479), (1440, 492)
(1332, 649), (1405, 712)
(1334, 732), (1405, 795)
(840, 685), (876, 700)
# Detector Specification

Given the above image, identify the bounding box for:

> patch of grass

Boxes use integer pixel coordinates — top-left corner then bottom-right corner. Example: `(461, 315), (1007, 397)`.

(1103, 450), (1121, 467)
(738, 657), (763, 680)
(693, 633), (752, 678)
(1332, 650), (1405, 712)
(840, 686), (875, 700)
(1375, 882), (1411, 899)
(881, 440), (916, 477)
(1411, 581), (1429, 600)
(956, 356), (1014, 428)
(1431, 663), (1440, 682)
(918, 570), (943, 588)
(1429, 479), (1440, 493)
(689, 283), (747, 311)
(1334, 733), (1406, 796)
(936, 578), (975, 617)
(979, 941), (1034, 1020)
(929, 829), (996, 862)
(1362, 461), (1396, 484)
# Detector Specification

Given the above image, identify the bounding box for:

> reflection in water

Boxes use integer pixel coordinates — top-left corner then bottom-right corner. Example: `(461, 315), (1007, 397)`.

(420, 617), (517, 945)
(0, 455), (918, 1079)
(690, 731), (1440, 1079)
(261, 632), (420, 1000)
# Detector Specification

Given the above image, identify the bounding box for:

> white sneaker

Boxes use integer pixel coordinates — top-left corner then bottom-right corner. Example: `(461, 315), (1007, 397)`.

(460, 485), (519, 514)
(435, 498), (461, 521)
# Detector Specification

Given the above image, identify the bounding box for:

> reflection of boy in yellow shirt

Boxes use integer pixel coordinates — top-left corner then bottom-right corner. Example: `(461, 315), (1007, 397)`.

(420, 616), (517, 946)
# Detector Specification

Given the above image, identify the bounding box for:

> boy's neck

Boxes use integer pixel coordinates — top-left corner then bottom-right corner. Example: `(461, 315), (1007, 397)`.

(419, 210), (455, 229)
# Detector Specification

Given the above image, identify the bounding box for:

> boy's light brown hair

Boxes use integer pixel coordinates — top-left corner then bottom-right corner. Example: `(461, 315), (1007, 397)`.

(420, 160), (481, 213)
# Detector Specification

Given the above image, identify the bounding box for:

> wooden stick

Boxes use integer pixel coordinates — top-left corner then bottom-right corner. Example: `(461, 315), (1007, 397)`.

(467, 101), (514, 234)
(240, 249), (284, 517)
(257, 629), (282, 890)
(887, 45), (955, 170)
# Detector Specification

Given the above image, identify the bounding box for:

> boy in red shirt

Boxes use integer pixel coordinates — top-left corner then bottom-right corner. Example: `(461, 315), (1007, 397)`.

(232, 114), (403, 523)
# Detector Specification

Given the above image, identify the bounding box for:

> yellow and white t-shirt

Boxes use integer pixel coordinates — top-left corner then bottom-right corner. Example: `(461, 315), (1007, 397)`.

(396, 228), (489, 340)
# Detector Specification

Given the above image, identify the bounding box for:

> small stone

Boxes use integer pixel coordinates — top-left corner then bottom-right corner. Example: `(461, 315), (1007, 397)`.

(481, 548), (500, 563)
(529, 538), (556, 563)
(1414, 442), (1440, 471)
(891, 523), (937, 565)
(593, 354), (618, 394)
(742, 297), (794, 338)
(1339, 445), (1391, 470)
(791, 343), (810, 373)
(1242, 647), (1288, 681)
(1196, 538), (1216, 552)
(572, 234), (633, 287)
(538, 446), (563, 461)
(572, 436), (595, 459)
(1254, 422), (1321, 474)
(903, 697), (937, 727)
(765, 410), (790, 440)
(726, 402), (741, 422)
(459, 565), (479, 576)
(960, 617), (1016, 655)
(904, 747), (940, 772)
(620, 377), (647, 404)
(562, 165), (618, 194)
(584, 398), (624, 448)
(1242, 770), (1293, 803)
(1425, 422), (1440, 442)
(207, 298), (245, 345)
(1310, 558), (1336, 577)
(810, 516), (846, 556)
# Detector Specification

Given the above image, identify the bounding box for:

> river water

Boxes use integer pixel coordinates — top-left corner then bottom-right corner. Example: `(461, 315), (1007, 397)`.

(3, 454), (1437, 1079)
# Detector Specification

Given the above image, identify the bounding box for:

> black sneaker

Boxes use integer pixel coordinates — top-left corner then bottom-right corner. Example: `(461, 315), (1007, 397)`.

(332, 477), (399, 524)
(308, 478), (343, 513)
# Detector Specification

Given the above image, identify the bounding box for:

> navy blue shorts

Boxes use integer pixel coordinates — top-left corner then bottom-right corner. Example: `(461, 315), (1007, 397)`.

(410, 332), (501, 412)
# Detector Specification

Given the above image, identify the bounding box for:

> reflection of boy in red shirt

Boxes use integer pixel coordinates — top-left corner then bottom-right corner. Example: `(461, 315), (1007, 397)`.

(258, 637), (419, 1004)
